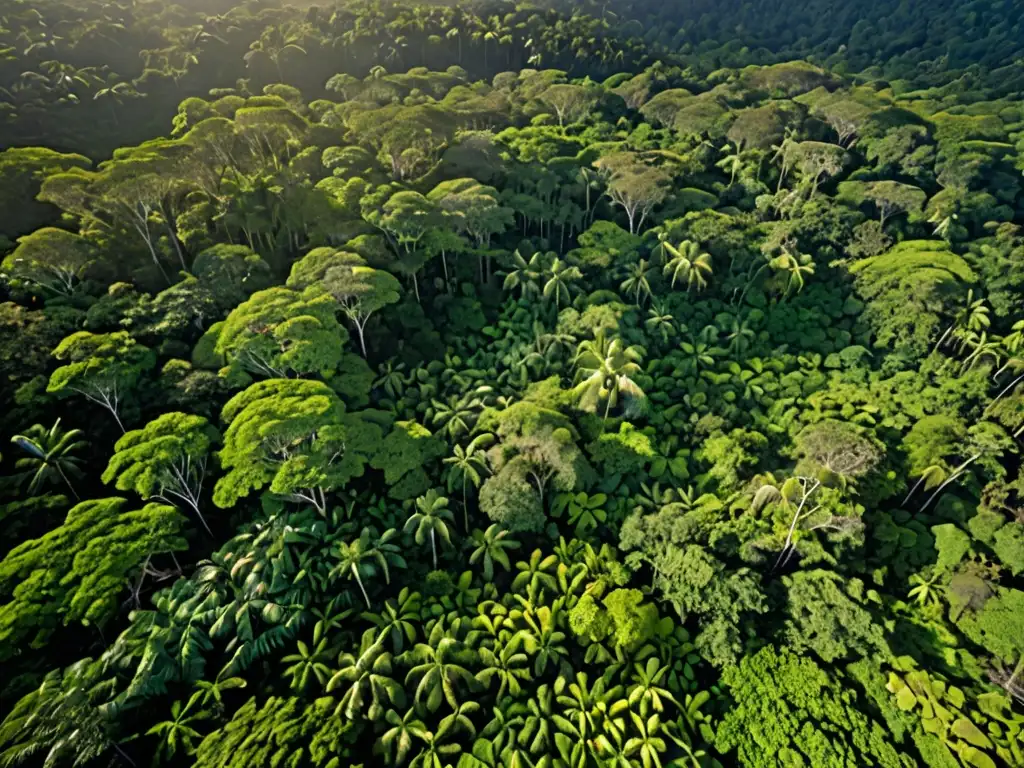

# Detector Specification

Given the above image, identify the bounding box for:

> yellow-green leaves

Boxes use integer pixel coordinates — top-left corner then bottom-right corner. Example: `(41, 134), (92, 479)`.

(0, 498), (187, 658)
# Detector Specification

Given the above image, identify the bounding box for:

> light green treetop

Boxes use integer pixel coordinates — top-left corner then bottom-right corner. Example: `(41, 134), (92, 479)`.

(102, 412), (221, 535)
(47, 331), (156, 433)
(208, 286), (348, 384)
(0, 498), (187, 658)
(214, 379), (383, 513)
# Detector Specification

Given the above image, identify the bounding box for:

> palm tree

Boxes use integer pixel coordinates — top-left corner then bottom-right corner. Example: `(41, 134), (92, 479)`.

(556, 671), (627, 744)
(735, 363), (770, 402)
(503, 249), (547, 299)
(623, 712), (667, 768)
(986, 358), (1024, 417)
(431, 395), (479, 440)
(308, 598), (354, 643)
(628, 658), (679, 716)
(933, 289), (990, 354)
(405, 490), (455, 569)
(645, 304), (679, 346)
(771, 247), (814, 299)
(10, 418), (88, 498)
(771, 128), (799, 191)
(281, 637), (335, 693)
(992, 322), (1024, 386)
(469, 524), (521, 581)
(328, 629), (405, 721)
(737, 249), (776, 306)
(539, 326), (577, 363)
(93, 80), (140, 126)
(525, 322), (576, 375)
(543, 257), (582, 310)
(511, 683), (559, 755)
(962, 332), (1002, 372)
(147, 696), (212, 764)
(439, 701), (480, 741)
(376, 360), (409, 399)
(331, 527), (405, 609)
(578, 167), (602, 225)
(446, 27), (464, 64)
(620, 258), (656, 306)
(402, 622), (477, 713)
(410, 726), (462, 768)
(908, 571), (946, 607)
(377, 708), (431, 765)
(652, 230), (673, 265)
(1000, 319), (1024, 359)
(665, 717), (713, 767)
(473, 14), (506, 70)
(662, 240), (712, 292)
(193, 669), (247, 709)
(512, 549), (559, 595)
(723, 315), (756, 356)
(918, 456), (980, 514)
(364, 588), (421, 654)
(443, 434), (494, 531)
(40, 61), (103, 99)
(516, 604), (570, 677)
(245, 22), (308, 81)
(573, 329), (647, 421)
(476, 638), (531, 699)
(480, 706), (528, 761)
(469, 600), (515, 648)
(929, 210), (958, 241)
(716, 142), (744, 185)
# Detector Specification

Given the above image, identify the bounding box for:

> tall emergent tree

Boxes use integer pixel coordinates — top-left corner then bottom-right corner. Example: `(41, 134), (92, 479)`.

(47, 331), (155, 433)
(102, 412), (221, 535)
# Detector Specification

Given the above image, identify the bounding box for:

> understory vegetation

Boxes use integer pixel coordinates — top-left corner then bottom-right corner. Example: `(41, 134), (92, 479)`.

(1, 1), (1023, 767)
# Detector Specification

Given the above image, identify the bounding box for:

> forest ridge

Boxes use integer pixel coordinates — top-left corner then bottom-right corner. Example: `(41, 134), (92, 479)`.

(0, 1), (1023, 767)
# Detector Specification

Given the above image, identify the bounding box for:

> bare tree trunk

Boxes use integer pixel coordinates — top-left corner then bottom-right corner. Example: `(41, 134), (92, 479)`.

(920, 455), (980, 512)
(132, 219), (169, 284)
(603, 390), (614, 424)
(1008, 655), (1024, 689)
(902, 474), (928, 507)
(932, 323), (957, 356)
(352, 566), (371, 609)
(113, 742), (137, 767)
(985, 373), (1024, 415)
(772, 478), (820, 572)
(354, 317), (368, 358)
(161, 202), (188, 272)
(56, 464), (80, 500)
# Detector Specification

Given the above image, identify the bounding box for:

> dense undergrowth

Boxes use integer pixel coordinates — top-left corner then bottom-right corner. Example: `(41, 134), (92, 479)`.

(1, 1), (1023, 767)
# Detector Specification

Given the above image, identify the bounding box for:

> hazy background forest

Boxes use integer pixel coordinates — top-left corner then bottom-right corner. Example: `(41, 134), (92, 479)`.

(1, 0), (1023, 766)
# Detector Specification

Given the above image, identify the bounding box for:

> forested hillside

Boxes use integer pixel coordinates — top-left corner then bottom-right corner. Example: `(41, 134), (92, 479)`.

(3, 0), (1023, 158)
(1, 1), (1024, 767)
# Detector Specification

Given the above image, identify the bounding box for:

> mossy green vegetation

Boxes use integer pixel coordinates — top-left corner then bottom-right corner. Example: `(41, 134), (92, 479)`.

(1, 1), (1023, 766)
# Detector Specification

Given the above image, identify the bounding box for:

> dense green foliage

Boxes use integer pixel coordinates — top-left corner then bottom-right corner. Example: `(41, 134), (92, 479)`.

(1, 0), (1023, 767)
